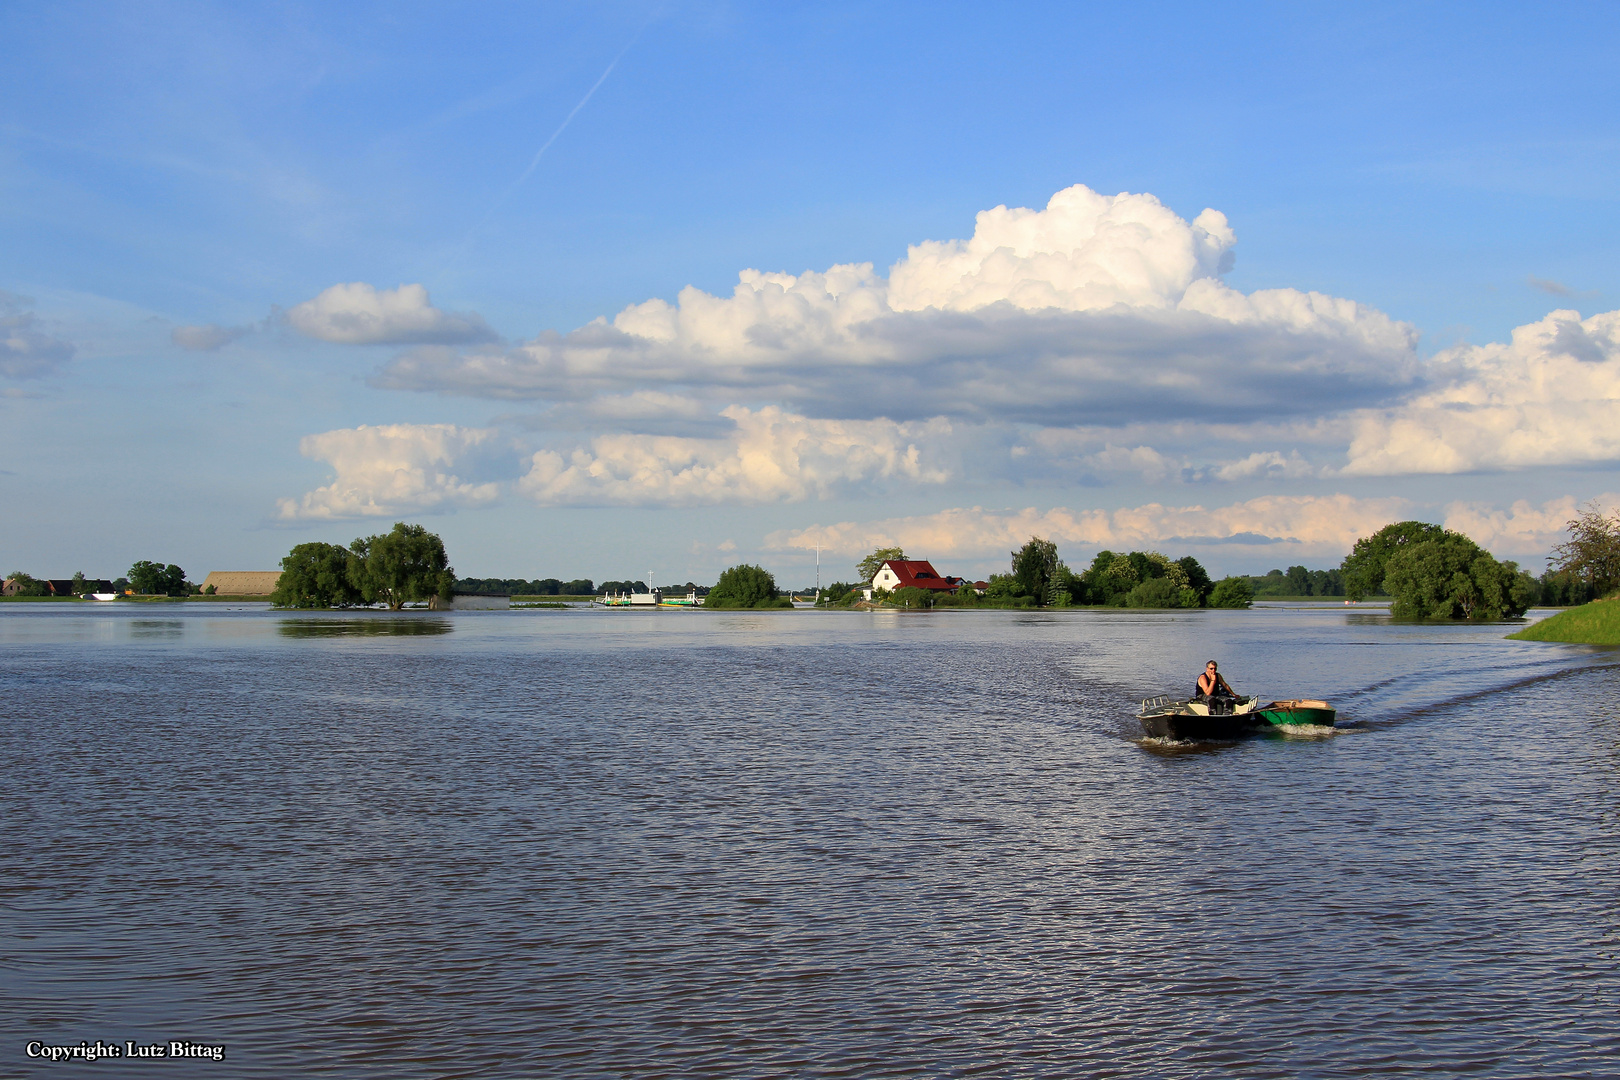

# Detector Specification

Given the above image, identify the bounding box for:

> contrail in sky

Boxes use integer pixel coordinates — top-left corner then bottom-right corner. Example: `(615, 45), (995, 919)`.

(448, 27), (645, 273)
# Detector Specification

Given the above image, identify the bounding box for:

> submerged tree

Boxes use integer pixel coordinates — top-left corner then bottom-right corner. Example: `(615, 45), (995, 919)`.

(271, 541), (365, 609)
(349, 523), (454, 611)
(1340, 521), (1446, 601)
(1382, 531), (1534, 620)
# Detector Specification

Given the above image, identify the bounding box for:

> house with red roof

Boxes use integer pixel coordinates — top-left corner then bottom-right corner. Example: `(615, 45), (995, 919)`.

(863, 559), (972, 601)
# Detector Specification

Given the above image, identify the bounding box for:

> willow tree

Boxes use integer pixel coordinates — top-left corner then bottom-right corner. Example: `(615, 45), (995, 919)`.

(349, 523), (454, 610)
(1341, 521), (1446, 601)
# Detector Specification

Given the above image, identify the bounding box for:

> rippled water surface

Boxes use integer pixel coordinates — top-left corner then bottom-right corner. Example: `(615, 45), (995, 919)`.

(4, 603), (1619, 1077)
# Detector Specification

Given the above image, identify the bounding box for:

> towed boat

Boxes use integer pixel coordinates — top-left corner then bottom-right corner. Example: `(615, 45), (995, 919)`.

(1137, 694), (1336, 740)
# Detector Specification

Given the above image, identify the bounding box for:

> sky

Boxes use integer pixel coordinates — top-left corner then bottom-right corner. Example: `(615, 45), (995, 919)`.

(3, 0), (1619, 588)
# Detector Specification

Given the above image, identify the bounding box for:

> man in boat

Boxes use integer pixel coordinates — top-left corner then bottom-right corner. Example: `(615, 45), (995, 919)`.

(1194, 661), (1237, 708)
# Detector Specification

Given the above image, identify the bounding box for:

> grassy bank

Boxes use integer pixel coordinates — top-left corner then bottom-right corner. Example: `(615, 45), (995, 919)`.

(1507, 597), (1620, 644)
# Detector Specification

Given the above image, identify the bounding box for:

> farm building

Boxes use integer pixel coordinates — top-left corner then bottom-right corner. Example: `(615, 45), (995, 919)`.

(198, 571), (283, 595)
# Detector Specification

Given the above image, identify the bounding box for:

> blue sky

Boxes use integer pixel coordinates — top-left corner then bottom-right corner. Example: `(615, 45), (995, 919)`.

(4, 1), (1619, 587)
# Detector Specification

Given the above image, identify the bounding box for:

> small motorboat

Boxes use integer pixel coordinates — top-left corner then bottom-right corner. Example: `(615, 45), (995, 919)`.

(1137, 694), (1336, 740)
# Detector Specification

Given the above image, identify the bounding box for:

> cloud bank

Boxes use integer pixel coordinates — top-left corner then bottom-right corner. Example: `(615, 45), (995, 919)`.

(518, 406), (951, 506)
(374, 185), (1418, 425)
(276, 423), (504, 520)
(1346, 308), (1620, 474)
(767, 494), (1408, 563)
(288, 283), (497, 346)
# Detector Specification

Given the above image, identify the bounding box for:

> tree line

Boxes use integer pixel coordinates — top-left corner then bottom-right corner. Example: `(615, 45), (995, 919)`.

(455, 576), (596, 596)
(5, 564), (192, 597)
(817, 541), (1257, 609)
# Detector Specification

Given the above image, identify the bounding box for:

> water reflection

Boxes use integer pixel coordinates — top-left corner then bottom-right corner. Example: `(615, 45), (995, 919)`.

(129, 620), (184, 638)
(277, 618), (453, 638)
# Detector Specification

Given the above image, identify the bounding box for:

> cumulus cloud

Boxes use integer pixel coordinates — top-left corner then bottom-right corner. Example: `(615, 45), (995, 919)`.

(1345, 308), (1620, 475)
(172, 323), (249, 351)
(373, 184), (1418, 425)
(0, 291), (75, 379)
(518, 405), (951, 506)
(277, 423), (505, 520)
(1443, 492), (1620, 561)
(766, 493), (1408, 563)
(1205, 449), (1322, 482)
(288, 283), (497, 345)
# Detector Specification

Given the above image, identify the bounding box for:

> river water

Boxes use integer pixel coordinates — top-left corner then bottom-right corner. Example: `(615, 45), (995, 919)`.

(2, 603), (1617, 1077)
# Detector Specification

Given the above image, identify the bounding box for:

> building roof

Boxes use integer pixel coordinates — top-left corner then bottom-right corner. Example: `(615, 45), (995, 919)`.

(880, 559), (960, 591)
(199, 571), (283, 595)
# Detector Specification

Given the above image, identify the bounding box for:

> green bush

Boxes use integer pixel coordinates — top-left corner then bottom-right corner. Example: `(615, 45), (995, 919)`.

(1209, 576), (1255, 608)
(1126, 576), (1185, 608)
(890, 586), (936, 608)
(705, 564), (791, 608)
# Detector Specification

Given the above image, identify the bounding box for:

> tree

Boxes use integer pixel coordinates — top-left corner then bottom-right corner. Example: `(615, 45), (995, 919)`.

(1550, 501), (1620, 600)
(857, 546), (906, 585)
(1126, 576), (1187, 607)
(4, 571), (49, 596)
(1286, 565), (1311, 595)
(1011, 536), (1061, 605)
(129, 560), (189, 596)
(349, 523), (454, 610)
(818, 581), (854, 606)
(1209, 576), (1255, 608)
(1177, 556), (1213, 606)
(705, 564), (790, 608)
(1341, 521), (1446, 601)
(1382, 531), (1532, 620)
(271, 541), (365, 609)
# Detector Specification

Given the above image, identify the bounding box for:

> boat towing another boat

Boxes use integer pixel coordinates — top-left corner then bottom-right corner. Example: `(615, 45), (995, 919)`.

(1137, 695), (1337, 740)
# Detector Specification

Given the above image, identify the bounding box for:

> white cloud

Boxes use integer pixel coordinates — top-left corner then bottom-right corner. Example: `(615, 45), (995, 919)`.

(1442, 492), (1620, 561)
(373, 184), (1418, 424)
(766, 493), (1408, 563)
(1345, 308), (1620, 475)
(517, 405), (951, 506)
(1206, 450), (1322, 482)
(172, 323), (248, 351)
(287, 283), (497, 345)
(0, 291), (75, 379)
(277, 423), (504, 520)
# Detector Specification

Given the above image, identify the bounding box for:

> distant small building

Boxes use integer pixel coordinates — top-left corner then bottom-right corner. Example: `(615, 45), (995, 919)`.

(1, 578), (24, 596)
(199, 571), (283, 596)
(863, 560), (969, 601)
(449, 592), (510, 610)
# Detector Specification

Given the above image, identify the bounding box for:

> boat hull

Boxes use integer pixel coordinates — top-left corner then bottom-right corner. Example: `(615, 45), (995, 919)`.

(1139, 711), (1269, 740)
(1255, 699), (1336, 727)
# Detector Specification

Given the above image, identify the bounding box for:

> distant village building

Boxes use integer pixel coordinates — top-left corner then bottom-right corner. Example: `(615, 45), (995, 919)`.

(198, 571), (283, 596)
(2, 578), (113, 596)
(863, 559), (970, 601)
